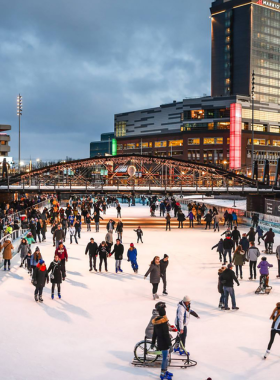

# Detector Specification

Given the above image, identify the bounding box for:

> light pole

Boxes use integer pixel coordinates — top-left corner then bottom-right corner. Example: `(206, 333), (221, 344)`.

(17, 94), (22, 173)
(251, 71), (255, 178)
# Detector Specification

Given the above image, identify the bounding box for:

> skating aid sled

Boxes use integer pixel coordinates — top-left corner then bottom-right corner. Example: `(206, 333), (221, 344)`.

(255, 275), (272, 294)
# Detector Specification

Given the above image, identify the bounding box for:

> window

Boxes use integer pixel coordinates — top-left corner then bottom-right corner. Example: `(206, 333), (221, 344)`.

(216, 122), (230, 130)
(242, 123), (249, 130)
(227, 138), (230, 145)
(270, 126), (280, 133)
(252, 124), (267, 132)
(0, 141), (6, 145)
(117, 144), (123, 150)
(127, 143), (135, 149)
(188, 138), (200, 145)
(247, 139), (266, 145)
(208, 123), (214, 130)
(142, 142), (149, 148)
(115, 121), (126, 137)
(136, 143), (139, 148)
(149, 142), (153, 148)
(169, 140), (183, 147)
(191, 110), (204, 119)
(155, 141), (167, 148)
(273, 140), (280, 147)
(203, 137), (223, 145)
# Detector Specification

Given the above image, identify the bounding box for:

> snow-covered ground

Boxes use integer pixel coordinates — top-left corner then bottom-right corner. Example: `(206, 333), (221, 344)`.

(1, 204), (280, 380)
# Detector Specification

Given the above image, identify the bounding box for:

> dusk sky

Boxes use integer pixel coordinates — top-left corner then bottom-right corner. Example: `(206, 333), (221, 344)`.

(0, 0), (212, 161)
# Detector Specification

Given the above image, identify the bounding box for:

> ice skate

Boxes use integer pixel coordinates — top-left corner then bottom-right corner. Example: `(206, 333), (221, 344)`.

(51, 294), (54, 300)
(163, 291), (168, 295)
(264, 350), (270, 359)
(35, 295), (38, 302)
(58, 293), (61, 299)
(160, 371), (172, 380)
(39, 296), (43, 303)
(118, 267), (123, 272)
(153, 294), (157, 300)
(155, 293), (159, 299)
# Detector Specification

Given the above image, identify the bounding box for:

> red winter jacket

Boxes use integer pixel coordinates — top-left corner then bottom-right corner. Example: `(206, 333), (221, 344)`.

(55, 246), (68, 260)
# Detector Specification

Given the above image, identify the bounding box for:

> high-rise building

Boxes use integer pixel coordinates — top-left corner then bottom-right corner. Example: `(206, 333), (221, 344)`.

(0, 124), (11, 157)
(211, 0), (280, 103)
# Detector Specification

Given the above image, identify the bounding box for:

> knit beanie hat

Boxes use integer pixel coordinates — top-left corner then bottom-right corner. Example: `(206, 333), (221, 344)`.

(39, 259), (44, 265)
(164, 254), (169, 259)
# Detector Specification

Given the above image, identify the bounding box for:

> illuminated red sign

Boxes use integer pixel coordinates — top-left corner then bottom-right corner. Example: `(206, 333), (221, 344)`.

(229, 103), (242, 170)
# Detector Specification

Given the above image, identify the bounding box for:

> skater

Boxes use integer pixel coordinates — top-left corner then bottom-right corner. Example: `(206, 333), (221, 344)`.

(247, 241), (260, 280)
(256, 225), (264, 245)
(93, 212), (103, 232)
(165, 213), (171, 231)
(160, 254), (169, 295)
(264, 302), (280, 359)
(116, 204), (121, 218)
(177, 210), (185, 228)
(55, 241), (68, 280)
(232, 245), (245, 279)
(145, 301), (166, 339)
(231, 226), (241, 250)
(69, 224), (78, 244)
(106, 219), (115, 232)
(85, 237), (98, 271)
(98, 241), (109, 272)
(30, 247), (43, 275)
(115, 219), (123, 242)
(240, 233), (249, 257)
(223, 235), (234, 264)
(160, 202), (166, 217)
(213, 214), (220, 232)
(187, 210), (194, 228)
(47, 255), (63, 299)
(212, 238), (224, 263)
(232, 211), (238, 226)
(257, 257), (273, 289)
(174, 295), (199, 351)
(74, 219), (81, 239)
(246, 227), (256, 243)
(151, 306), (173, 380)
(111, 238), (124, 273)
(23, 249), (32, 274)
(204, 212), (212, 230)
(263, 228), (275, 252)
(85, 213), (92, 232)
(276, 244), (280, 279)
(219, 264), (240, 310)
(252, 213), (259, 228)
(18, 238), (30, 267)
(218, 266), (226, 309)
(144, 256), (161, 300)
(62, 216), (68, 241)
(127, 243), (138, 273)
(105, 229), (113, 253)
(32, 259), (49, 302)
(0, 238), (14, 271)
(26, 231), (35, 248)
(134, 226), (143, 243)
(53, 224), (65, 248)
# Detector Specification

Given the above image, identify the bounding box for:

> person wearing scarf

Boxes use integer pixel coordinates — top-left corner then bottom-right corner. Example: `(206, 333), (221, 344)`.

(264, 302), (280, 359)
(48, 255), (63, 300)
(32, 259), (49, 303)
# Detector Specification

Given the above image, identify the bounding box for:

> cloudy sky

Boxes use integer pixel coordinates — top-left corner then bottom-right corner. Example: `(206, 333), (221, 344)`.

(0, 0), (212, 161)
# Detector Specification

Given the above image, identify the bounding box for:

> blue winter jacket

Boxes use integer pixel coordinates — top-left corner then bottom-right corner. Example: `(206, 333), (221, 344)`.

(127, 248), (137, 262)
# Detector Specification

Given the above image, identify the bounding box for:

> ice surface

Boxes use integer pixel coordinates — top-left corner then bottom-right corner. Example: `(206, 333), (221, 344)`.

(0, 204), (279, 380)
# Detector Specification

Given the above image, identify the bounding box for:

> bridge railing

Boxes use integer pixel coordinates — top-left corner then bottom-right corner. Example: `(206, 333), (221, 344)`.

(0, 228), (30, 268)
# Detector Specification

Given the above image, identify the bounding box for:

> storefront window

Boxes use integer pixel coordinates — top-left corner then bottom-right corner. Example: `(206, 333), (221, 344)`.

(188, 138), (200, 145)
(169, 140), (183, 147)
(127, 143), (135, 149)
(273, 140), (280, 147)
(203, 138), (223, 144)
(247, 139), (266, 145)
(155, 141), (167, 148)
(191, 110), (205, 119)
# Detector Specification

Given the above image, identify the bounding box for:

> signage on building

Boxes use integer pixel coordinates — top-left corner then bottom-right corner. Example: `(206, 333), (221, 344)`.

(265, 199), (280, 216)
(229, 104), (242, 170)
(256, 0), (280, 10)
(112, 138), (117, 156)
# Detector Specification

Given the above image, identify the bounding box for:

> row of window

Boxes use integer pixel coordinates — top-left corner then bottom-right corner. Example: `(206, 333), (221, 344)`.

(255, 76), (280, 87)
(181, 122), (230, 131)
(255, 84), (280, 95)
(242, 108), (280, 123)
(247, 139), (280, 146)
(247, 150), (280, 161)
(255, 6), (280, 20)
(182, 109), (230, 121)
(255, 67), (280, 78)
(115, 122), (126, 137)
(254, 32), (280, 47)
(260, 26), (280, 38)
(254, 16), (280, 29)
(188, 138), (225, 145)
(253, 40), (280, 55)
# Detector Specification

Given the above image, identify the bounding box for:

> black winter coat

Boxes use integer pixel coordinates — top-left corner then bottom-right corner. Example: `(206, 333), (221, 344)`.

(111, 243), (124, 260)
(47, 261), (62, 284)
(85, 242), (98, 256)
(116, 222), (123, 233)
(98, 245), (109, 258)
(32, 265), (49, 287)
(247, 230), (256, 242)
(152, 316), (171, 350)
(223, 238), (234, 250)
(160, 259), (169, 274)
(231, 230), (241, 240)
(220, 269), (239, 287)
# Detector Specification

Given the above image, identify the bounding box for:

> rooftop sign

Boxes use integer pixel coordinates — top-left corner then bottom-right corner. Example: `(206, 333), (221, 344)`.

(257, 0), (280, 10)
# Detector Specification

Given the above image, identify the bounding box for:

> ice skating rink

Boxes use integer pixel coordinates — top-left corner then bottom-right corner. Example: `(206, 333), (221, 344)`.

(0, 204), (279, 380)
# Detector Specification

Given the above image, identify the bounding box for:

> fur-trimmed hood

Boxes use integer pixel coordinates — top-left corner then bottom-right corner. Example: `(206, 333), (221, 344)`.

(152, 315), (168, 326)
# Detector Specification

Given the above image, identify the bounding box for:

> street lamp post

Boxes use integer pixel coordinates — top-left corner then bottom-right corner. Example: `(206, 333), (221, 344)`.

(17, 94), (22, 173)
(251, 71), (255, 178)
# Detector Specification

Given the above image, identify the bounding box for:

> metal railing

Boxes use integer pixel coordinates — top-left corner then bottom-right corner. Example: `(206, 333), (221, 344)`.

(0, 228), (30, 268)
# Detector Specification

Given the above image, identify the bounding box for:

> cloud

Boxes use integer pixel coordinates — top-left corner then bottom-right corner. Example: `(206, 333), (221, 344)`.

(0, 0), (211, 160)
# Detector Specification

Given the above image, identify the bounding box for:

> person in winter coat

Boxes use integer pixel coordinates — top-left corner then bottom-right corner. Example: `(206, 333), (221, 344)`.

(227, 213), (233, 230)
(30, 247), (43, 275)
(69, 224), (78, 244)
(224, 210), (229, 226)
(32, 259), (49, 302)
(213, 214), (220, 232)
(111, 238), (124, 273)
(55, 241), (68, 280)
(18, 238), (30, 267)
(134, 226), (143, 243)
(257, 257), (273, 284)
(177, 210), (185, 228)
(144, 256), (161, 300)
(47, 255), (63, 299)
(53, 225), (65, 248)
(74, 219), (81, 239)
(106, 219), (115, 232)
(204, 212), (212, 230)
(218, 267), (226, 309)
(223, 236), (234, 264)
(85, 237), (98, 271)
(93, 212), (103, 232)
(263, 228), (275, 251)
(240, 234), (249, 256)
(85, 213), (92, 232)
(246, 227), (256, 243)
(256, 226), (264, 245)
(264, 302), (280, 359)
(232, 245), (245, 279)
(231, 226), (241, 250)
(23, 249), (32, 274)
(219, 264), (240, 310)
(145, 302), (166, 339)
(98, 241), (109, 272)
(26, 232), (35, 247)
(160, 202), (166, 217)
(276, 244), (280, 279)
(62, 216), (68, 240)
(105, 230), (113, 253)
(247, 242), (260, 280)
(187, 211), (194, 228)
(174, 295), (199, 351)
(152, 307), (173, 380)
(160, 254), (169, 295)
(35, 219), (42, 243)
(1, 239), (14, 271)
(165, 213), (171, 231)
(232, 211), (238, 226)
(127, 243), (138, 273)
(212, 238), (224, 263)
(115, 220), (123, 242)
(116, 204), (121, 218)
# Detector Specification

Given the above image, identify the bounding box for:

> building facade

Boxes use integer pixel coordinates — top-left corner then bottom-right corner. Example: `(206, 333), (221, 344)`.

(90, 132), (115, 157)
(0, 124), (11, 157)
